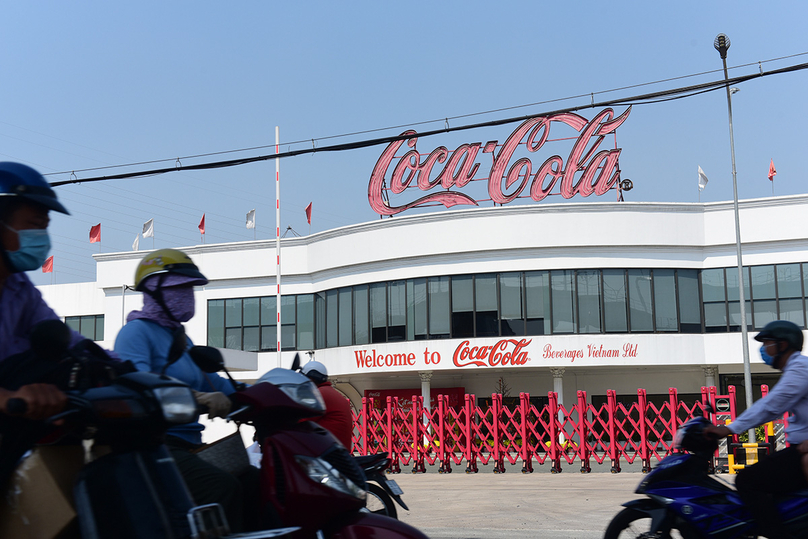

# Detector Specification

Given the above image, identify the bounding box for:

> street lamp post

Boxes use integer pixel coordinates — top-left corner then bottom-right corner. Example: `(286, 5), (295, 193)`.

(714, 33), (755, 443)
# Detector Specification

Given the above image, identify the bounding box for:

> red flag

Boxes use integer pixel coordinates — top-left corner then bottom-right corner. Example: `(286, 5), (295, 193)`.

(42, 256), (53, 273)
(198, 214), (206, 235)
(89, 223), (101, 243)
(768, 159), (777, 181)
(305, 202), (312, 225)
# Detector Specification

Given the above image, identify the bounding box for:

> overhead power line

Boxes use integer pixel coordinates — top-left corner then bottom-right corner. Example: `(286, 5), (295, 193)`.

(50, 60), (808, 187)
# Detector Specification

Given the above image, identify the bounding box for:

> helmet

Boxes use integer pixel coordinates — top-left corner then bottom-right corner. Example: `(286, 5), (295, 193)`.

(0, 162), (69, 215)
(301, 360), (328, 385)
(754, 320), (804, 351)
(134, 248), (208, 291)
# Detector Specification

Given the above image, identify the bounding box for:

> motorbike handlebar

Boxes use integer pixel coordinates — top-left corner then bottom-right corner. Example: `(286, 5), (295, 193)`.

(5, 397), (27, 416)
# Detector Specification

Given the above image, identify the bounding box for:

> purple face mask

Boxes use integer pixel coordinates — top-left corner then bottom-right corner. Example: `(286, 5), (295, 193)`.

(127, 274), (204, 328)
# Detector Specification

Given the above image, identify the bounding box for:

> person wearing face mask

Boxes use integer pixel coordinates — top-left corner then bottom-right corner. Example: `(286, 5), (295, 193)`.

(0, 162), (82, 421)
(704, 320), (808, 539)
(115, 249), (258, 532)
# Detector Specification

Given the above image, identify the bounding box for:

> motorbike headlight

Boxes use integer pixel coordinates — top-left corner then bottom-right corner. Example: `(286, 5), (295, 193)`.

(295, 455), (366, 501)
(277, 382), (326, 413)
(154, 386), (198, 424)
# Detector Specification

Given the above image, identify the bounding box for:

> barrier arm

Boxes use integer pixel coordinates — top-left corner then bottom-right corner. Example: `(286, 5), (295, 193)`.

(548, 391), (562, 473)
(412, 396), (426, 473)
(577, 390), (591, 473)
(607, 389), (620, 473)
(465, 393), (478, 473)
(520, 392), (533, 473)
(637, 389), (650, 473)
(492, 393), (505, 473)
(438, 395), (450, 473)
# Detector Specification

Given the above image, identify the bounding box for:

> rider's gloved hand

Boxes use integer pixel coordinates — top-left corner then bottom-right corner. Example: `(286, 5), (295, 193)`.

(1, 384), (68, 420)
(193, 390), (232, 419)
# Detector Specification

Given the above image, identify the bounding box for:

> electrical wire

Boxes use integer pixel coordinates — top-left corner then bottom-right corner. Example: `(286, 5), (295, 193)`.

(49, 60), (808, 187)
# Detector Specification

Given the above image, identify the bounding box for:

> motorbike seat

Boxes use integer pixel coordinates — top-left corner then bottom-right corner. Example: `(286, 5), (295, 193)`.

(354, 453), (389, 470)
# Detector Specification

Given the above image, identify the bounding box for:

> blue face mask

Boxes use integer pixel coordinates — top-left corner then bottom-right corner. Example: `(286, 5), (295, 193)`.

(760, 344), (776, 366)
(3, 224), (51, 272)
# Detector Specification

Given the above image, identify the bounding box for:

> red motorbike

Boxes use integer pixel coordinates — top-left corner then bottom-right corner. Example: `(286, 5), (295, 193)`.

(195, 351), (428, 539)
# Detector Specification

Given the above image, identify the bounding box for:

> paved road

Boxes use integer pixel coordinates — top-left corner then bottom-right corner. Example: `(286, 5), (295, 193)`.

(387, 464), (736, 539)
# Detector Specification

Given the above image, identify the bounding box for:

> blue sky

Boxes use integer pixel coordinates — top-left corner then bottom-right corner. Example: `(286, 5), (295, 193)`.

(2, 2), (807, 285)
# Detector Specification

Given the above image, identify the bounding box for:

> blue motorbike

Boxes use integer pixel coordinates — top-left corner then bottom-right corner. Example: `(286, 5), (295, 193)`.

(604, 415), (808, 538)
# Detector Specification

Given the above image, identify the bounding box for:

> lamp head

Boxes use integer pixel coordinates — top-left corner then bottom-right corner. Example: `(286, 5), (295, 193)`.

(714, 34), (730, 59)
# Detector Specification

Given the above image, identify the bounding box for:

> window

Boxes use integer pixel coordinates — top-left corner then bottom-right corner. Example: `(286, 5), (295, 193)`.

(388, 281), (406, 341)
(778, 264), (804, 327)
(577, 270), (601, 334)
(602, 270), (627, 332)
(653, 269), (677, 332)
(628, 269), (653, 332)
(407, 278), (427, 340)
(451, 275), (474, 338)
(701, 268), (727, 333)
(370, 283), (387, 343)
(428, 277), (450, 339)
(353, 285), (369, 345)
(475, 274), (499, 337)
(525, 271), (550, 335)
(751, 265), (776, 330)
(500, 272), (524, 336)
(551, 270), (575, 334)
(65, 315), (104, 341)
(678, 270), (701, 333)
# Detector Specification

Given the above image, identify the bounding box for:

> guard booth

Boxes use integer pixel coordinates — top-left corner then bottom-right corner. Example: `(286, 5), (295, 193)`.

(726, 384), (776, 474)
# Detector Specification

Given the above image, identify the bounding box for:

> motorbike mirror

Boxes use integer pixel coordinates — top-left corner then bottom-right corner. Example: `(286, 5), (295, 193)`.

(30, 320), (72, 361)
(162, 327), (188, 375)
(703, 402), (714, 415)
(188, 346), (225, 373)
(291, 353), (301, 372)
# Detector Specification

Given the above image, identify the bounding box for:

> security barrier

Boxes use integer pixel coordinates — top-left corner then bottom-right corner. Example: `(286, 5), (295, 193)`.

(350, 385), (786, 473)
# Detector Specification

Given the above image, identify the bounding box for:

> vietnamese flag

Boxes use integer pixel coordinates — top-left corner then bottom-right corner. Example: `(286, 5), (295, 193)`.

(305, 202), (312, 225)
(42, 256), (53, 273)
(89, 223), (101, 243)
(768, 159), (777, 181)
(198, 214), (206, 235)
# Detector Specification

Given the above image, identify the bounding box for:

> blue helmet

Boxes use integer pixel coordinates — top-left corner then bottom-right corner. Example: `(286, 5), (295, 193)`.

(0, 162), (69, 215)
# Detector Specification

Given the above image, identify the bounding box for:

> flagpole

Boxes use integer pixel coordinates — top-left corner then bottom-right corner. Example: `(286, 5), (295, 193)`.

(275, 126), (282, 369)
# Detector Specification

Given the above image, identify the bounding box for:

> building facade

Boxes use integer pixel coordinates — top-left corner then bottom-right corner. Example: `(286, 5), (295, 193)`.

(40, 196), (808, 414)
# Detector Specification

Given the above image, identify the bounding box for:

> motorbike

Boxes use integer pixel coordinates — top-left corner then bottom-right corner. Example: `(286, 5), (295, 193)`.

(1, 321), (296, 539)
(193, 351), (428, 539)
(604, 411), (808, 538)
(354, 452), (408, 519)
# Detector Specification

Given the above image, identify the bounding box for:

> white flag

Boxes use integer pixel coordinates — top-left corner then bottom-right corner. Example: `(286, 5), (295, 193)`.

(698, 166), (709, 191)
(246, 209), (256, 229)
(142, 218), (154, 238)
(132, 233), (140, 251)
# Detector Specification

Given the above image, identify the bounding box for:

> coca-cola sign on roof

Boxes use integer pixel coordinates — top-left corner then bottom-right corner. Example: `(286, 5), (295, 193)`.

(368, 106), (631, 216)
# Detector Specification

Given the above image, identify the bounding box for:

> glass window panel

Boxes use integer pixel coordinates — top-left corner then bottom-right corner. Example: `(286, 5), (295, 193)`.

(79, 315), (95, 340)
(281, 323), (296, 351)
(95, 315), (104, 341)
(260, 326), (276, 351)
(388, 281), (406, 342)
(65, 316), (81, 333)
(628, 269), (653, 332)
(577, 270), (601, 334)
(451, 276), (474, 338)
(551, 270), (576, 334)
(704, 303), (728, 333)
(326, 290), (338, 348)
(728, 301), (752, 332)
(243, 298), (259, 326)
(429, 277), (450, 338)
(678, 270), (701, 333)
(525, 271), (550, 335)
(726, 267), (750, 302)
(243, 327), (260, 352)
(315, 292), (326, 349)
(225, 299), (242, 327)
(475, 274), (498, 337)
(653, 269), (678, 332)
(750, 265), (776, 300)
(777, 264), (802, 298)
(281, 296), (295, 324)
(207, 300), (224, 347)
(225, 327), (241, 350)
(370, 283), (386, 343)
(338, 288), (352, 346)
(780, 298), (805, 328)
(603, 270), (627, 333)
(261, 296), (276, 325)
(500, 273), (524, 336)
(353, 285), (369, 345)
(753, 299), (777, 330)
(297, 294), (314, 350)
(408, 278), (428, 340)
(701, 268), (726, 302)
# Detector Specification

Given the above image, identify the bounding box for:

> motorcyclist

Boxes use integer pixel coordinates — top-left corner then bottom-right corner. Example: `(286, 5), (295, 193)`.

(0, 162), (84, 420)
(114, 248), (258, 532)
(301, 360), (353, 450)
(704, 320), (808, 539)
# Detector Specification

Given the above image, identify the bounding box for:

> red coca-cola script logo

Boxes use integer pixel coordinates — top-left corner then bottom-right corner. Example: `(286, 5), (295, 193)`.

(453, 339), (532, 368)
(368, 107), (631, 216)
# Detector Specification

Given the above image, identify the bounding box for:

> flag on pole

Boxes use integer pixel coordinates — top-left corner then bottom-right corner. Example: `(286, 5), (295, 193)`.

(142, 219), (154, 238)
(198, 214), (206, 235)
(698, 166), (709, 191)
(305, 203), (312, 225)
(132, 233), (140, 251)
(42, 256), (53, 273)
(768, 159), (777, 181)
(89, 223), (101, 243)
(246, 209), (256, 229)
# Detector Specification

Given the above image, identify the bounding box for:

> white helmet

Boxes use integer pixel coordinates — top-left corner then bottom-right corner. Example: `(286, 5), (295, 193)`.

(301, 360), (328, 384)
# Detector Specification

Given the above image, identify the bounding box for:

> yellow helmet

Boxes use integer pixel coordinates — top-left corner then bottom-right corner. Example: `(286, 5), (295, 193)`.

(134, 248), (207, 291)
